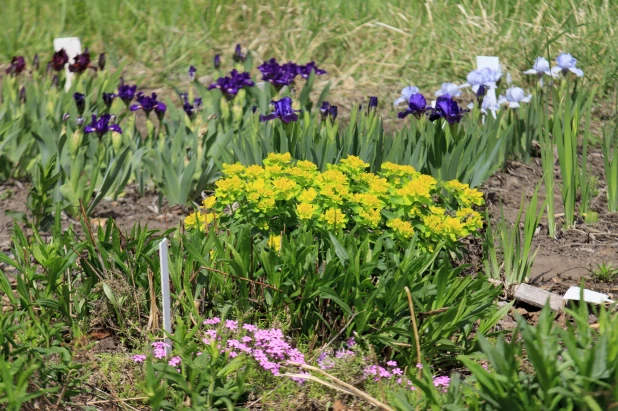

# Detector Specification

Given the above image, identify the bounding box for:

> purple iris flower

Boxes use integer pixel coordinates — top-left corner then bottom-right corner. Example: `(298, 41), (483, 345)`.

(98, 53), (106, 70)
(233, 44), (245, 63)
(180, 94), (201, 119)
(6, 56), (26, 75)
(258, 58), (298, 88)
(297, 61), (326, 79)
(130, 92), (160, 116)
(183, 100), (195, 119)
(214, 54), (221, 69)
(118, 84), (137, 106)
(208, 69), (255, 99)
(320, 101), (330, 119)
(368, 96), (378, 110)
(428, 96), (467, 124)
(398, 93), (427, 119)
(259, 97), (301, 123)
(188, 65), (197, 82)
(50, 49), (69, 71)
(328, 105), (338, 120)
(69, 50), (92, 74)
(84, 114), (122, 138)
(73, 92), (86, 115)
(154, 102), (166, 121)
(194, 97), (203, 111)
(102, 93), (116, 109)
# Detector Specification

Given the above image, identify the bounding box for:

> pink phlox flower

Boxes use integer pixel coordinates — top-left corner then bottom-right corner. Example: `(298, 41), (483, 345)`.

(335, 349), (355, 359)
(242, 323), (257, 332)
(416, 363), (423, 369)
(241, 336), (253, 343)
(132, 354), (147, 363)
(204, 317), (221, 325)
(378, 366), (391, 378)
(168, 356), (181, 367)
(386, 360), (398, 367)
(433, 375), (450, 388)
(392, 367), (403, 375)
(287, 348), (305, 363)
(346, 337), (356, 347)
(229, 351), (239, 358)
(225, 320), (238, 331)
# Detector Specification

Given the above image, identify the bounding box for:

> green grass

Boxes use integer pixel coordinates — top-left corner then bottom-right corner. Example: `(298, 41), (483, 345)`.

(3, 0), (618, 100)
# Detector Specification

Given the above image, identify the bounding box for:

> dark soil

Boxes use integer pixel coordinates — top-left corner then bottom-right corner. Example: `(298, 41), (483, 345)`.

(484, 147), (618, 300)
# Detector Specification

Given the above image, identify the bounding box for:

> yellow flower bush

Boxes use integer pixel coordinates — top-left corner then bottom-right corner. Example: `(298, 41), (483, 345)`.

(184, 153), (485, 250)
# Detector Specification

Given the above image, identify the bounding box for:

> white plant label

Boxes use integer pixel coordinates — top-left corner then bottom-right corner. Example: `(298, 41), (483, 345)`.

(53, 37), (82, 91)
(159, 238), (172, 355)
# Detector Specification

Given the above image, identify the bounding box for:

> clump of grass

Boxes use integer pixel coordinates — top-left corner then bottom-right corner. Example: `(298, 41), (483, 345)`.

(2, 0), (618, 101)
(592, 262), (618, 282)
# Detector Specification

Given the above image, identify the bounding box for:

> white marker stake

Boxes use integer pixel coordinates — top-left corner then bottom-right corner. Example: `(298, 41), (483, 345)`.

(159, 238), (172, 355)
(563, 287), (614, 304)
(53, 37), (82, 91)
(476, 56), (500, 107)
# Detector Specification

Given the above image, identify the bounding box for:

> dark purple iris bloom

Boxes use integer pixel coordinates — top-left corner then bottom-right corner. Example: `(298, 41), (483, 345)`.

(320, 101), (330, 119)
(33, 54), (40, 71)
(428, 96), (467, 124)
(188, 65), (197, 81)
(130, 92), (160, 116)
(398, 93), (427, 119)
(154, 102), (166, 121)
(102, 93), (116, 109)
(258, 58), (298, 88)
(368, 96), (378, 110)
(208, 69), (255, 99)
(214, 54), (221, 69)
(259, 97), (301, 123)
(69, 50), (92, 74)
(233, 44), (245, 63)
(98, 53), (106, 70)
(118, 84), (137, 106)
(193, 97), (203, 111)
(297, 61), (326, 79)
(476, 84), (487, 100)
(50, 49), (69, 71)
(183, 100), (195, 119)
(84, 114), (122, 137)
(6, 56), (26, 75)
(328, 105), (338, 120)
(73, 92), (86, 115)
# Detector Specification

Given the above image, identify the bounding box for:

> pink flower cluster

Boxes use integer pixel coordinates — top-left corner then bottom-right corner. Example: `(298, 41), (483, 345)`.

(152, 341), (171, 359)
(202, 317), (307, 377)
(433, 375), (450, 392)
(317, 347), (356, 370)
(363, 360), (416, 390)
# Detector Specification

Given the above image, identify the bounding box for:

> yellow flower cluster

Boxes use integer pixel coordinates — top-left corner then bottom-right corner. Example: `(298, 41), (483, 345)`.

(184, 153), (485, 249)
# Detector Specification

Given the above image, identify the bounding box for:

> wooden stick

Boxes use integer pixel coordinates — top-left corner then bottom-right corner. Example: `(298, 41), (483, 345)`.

(285, 362), (395, 411)
(404, 286), (422, 379)
(72, 396), (147, 406)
